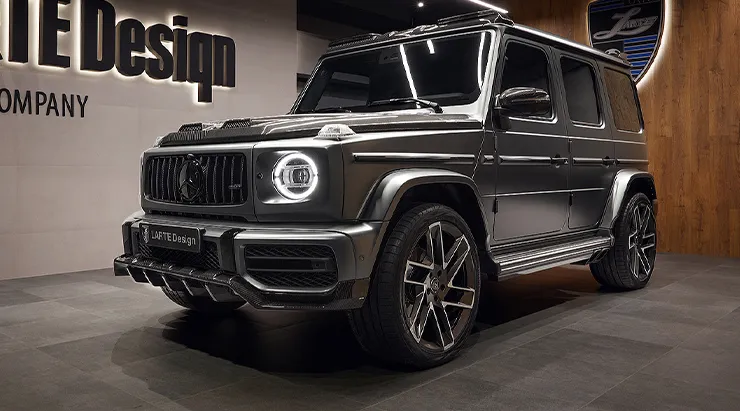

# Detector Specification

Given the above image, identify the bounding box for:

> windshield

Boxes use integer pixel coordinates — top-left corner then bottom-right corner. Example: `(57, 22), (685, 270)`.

(295, 32), (494, 114)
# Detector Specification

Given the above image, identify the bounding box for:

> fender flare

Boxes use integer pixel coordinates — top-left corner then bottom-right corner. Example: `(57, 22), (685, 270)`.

(355, 169), (494, 279)
(359, 168), (486, 219)
(599, 169), (657, 231)
(358, 169), (492, 248)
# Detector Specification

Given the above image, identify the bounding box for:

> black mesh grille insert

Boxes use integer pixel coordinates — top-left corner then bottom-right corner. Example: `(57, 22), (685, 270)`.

(222, 119), (252, 129)
(244, 245), (335, 259)
(244, 245), (338, 290)
(137, 240), (220, 271)
(144, 153), (247, 206)
(179, 123), (203, 132)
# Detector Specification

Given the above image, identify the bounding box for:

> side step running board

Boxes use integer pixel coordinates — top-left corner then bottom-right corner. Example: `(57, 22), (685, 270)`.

(492, 236), (613, 279)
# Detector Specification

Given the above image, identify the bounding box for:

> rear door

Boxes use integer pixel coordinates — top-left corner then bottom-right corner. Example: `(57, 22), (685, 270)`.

(492, 37), (570, 241)
(554, 51), (616, 229)
(600, 66), (649, 170)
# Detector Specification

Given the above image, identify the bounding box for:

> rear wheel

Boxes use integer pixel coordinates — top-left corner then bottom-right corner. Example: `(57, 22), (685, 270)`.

(161, 287), (245, 314)
(348, 204), (481, 369)
(591, 192), (657, 290)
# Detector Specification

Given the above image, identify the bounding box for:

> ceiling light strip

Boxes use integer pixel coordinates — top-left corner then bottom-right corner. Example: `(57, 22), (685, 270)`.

(466, 0), (509, 14)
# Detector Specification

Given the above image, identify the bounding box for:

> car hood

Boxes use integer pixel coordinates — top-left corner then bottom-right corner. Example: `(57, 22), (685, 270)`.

(158, 111), (482, 147)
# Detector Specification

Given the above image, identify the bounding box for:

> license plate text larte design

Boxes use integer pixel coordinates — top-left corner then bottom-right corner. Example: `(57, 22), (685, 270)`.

(151, 230), (197, 248)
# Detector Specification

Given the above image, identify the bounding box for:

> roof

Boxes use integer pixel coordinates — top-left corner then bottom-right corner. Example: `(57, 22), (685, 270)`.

(324, 9), (630, 69)
(508, 24), (630, 68)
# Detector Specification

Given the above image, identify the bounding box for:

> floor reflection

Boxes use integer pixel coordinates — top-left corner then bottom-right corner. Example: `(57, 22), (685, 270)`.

(149, 266), (607, 373)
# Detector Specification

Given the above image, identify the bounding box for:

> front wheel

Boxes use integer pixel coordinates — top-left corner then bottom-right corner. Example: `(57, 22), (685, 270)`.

(591, 192), (657, 290)
(348, 204), (481, 369)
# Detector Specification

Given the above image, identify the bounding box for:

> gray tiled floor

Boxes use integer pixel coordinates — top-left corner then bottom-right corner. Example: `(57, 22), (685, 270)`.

(0, 253), (739, 410)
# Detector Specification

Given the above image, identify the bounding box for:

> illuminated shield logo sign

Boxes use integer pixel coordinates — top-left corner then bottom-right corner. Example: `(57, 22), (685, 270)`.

(588, 0), (665, 81)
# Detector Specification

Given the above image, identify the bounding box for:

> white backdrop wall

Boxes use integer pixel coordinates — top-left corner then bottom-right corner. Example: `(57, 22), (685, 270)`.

(297, 31), (329, 76)
(0, 0), (298, 279)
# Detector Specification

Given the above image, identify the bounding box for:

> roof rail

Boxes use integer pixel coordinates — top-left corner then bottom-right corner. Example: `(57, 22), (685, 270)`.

(438, 9), (514, 26)
(328, 33), (381, 49)
(604, 49), (631, 65)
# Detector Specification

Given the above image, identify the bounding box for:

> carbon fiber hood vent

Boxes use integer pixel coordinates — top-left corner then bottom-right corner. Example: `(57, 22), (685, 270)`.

(158, 113), (481, 147)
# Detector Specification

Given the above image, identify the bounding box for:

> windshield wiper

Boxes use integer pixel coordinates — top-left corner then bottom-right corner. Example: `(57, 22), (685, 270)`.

(311, 107), (353, 113)
(368, 98), (443, 113)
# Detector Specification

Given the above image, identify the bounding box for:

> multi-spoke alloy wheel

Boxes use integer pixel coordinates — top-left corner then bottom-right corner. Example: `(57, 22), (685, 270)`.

(590, 192), (657, 290)
(403, 222), (476, 352)
(348, 204), (481, 369)
(627, 200), (657, 281)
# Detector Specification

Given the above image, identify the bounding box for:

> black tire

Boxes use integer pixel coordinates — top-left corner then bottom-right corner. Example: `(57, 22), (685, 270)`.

(161, 287), (245, 314)
(348, 204), (481, 369)
(590, 192), (657, 290)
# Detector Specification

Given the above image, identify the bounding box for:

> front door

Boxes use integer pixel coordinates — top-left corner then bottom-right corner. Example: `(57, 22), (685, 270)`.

(492, 38), (570, 242)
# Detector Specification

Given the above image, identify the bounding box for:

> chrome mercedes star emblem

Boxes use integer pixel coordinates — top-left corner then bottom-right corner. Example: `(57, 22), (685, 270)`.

(141, 224), (150, 244)
(178, 155), (204, 202)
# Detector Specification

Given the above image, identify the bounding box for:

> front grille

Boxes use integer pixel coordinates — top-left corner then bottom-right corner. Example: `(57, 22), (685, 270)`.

(137, 239), (220, 271)
(144, 154), (247, 206)
(244, 245), (338, 290)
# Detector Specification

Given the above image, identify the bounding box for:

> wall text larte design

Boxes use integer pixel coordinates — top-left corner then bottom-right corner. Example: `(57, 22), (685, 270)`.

(0, 0), (237, 103)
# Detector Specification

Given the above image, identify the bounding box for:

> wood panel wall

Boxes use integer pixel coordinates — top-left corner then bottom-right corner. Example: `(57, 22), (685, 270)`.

(500, 0), (740, 257)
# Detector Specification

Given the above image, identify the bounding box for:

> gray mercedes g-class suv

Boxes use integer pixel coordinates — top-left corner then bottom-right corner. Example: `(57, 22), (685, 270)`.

(114, 10), (657, 369)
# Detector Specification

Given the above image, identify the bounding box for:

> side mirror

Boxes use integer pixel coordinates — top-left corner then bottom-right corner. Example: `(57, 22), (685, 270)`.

(495, 87), (551, 118)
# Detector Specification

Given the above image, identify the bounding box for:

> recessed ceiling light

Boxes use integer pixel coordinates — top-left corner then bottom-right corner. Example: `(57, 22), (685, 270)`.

(417, 1), (425, 7)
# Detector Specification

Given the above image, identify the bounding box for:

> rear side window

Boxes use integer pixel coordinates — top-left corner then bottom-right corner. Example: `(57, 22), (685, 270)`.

(560, 57), (600, 125)
(500, 42), (552, 118)
(604, 69), (642, 132)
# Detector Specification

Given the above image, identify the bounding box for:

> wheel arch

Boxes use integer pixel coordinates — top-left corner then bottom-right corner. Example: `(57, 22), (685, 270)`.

(599, 169), (657, 232)
(359, 168), (492, 257)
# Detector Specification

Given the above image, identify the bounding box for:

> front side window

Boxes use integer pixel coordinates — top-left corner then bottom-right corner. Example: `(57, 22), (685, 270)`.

(604, 68), (642, 132)
(499, 41), (553, 118)
(560, 57), (601, 125)
(296, 32), (494, 113)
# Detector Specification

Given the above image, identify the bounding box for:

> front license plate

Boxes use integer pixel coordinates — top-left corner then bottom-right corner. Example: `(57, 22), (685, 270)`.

(139, 223), (202, 253)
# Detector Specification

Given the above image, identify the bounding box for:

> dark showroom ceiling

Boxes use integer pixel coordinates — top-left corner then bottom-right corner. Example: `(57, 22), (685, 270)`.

(298, 0), (509, 34)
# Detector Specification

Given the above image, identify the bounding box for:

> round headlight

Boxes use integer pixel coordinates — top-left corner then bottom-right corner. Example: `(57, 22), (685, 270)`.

(272, 153), (319, 201)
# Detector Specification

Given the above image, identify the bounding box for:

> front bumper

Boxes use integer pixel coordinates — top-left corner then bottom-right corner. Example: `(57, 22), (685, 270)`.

(115, 212), (383, 310)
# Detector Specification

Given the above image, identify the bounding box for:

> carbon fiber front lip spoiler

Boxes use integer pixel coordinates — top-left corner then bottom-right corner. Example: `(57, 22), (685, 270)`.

(113, 255), (365, 311)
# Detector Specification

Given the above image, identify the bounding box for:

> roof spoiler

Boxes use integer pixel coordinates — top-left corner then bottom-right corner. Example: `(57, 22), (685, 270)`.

(328, 33), (381, 49)
(326, 7), (513, 53)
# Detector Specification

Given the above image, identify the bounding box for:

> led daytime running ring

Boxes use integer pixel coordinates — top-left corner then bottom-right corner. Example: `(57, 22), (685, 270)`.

(272, 153), (319, 201)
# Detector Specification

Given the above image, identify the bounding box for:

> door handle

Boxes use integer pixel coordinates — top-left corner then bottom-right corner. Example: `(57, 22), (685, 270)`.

(602, 157), (617, 166)
(551, 156), (569, 166)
